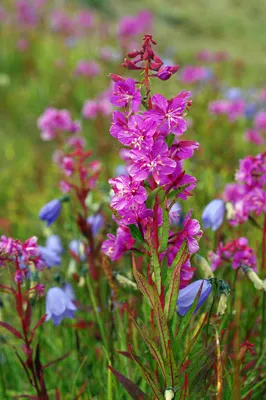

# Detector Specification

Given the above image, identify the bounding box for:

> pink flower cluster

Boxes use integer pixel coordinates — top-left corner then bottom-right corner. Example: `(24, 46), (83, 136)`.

(244, 111), (266, 145)
(224, 152), (266, 225)
(50, 9), (94, 36)
(209, 99), (245, 122)
(102, 35), (201, 286)
(0, 236), (47, 283)
(209, 237), (257, 272)
(82, 88), (112, 120)
(74, 60), (101, 78)
(118, 10), (153, 39)
(38, 108), (81, 141)
(180, 66), (211, 84)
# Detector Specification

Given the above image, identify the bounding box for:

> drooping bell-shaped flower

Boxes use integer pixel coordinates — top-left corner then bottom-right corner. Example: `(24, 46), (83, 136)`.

(39, 199), (62, 226)
(202, 199), (225, 231)
(45, 287), (77, 326)
(176, 279), (213, 316)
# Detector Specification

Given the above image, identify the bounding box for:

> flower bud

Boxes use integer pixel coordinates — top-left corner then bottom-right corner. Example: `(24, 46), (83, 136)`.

(243, 267), (266, 291)
(157, 65), (180, 80)
(164, 388), (175, 400)
(195, 254), (214, 279)
(217, 292), (228, 316)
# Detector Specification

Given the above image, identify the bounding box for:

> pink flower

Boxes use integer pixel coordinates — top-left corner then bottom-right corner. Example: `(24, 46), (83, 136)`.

(128, 140), (176, 184)
(109, 175), (147, 211)
(254, 111), (266, 132)
(181, 212), (202, 254)
(146, 93), (189, 136)
(244, 129), (264, 145)
(210, 238), (257, 272)
(101, 226), (134, 261)
(82, 100), (99, 119)
(38, 108), (74, 140)
(74, 60), (101, 77)
(180, 66), (210, 84)
(110, 78), (141, 113)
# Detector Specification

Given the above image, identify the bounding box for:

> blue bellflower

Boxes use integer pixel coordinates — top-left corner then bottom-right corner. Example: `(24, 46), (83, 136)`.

(39, 199), (62, 226)
(38, 245), (61, 268)
(177, 279), (213, 316)
(45, 287), (77, 326)
(87, 214), (104, 236)
(202, 199), (225, 231)
(45, 234), (64, 254)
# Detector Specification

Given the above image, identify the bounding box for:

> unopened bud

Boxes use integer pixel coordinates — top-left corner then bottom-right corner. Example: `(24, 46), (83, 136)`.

(217, 292), (228, 316)
(164, 388), (175, 400)
(244, 268), (266, 291)
(109, 73), (124, 82)
(195, 254), (214, 279)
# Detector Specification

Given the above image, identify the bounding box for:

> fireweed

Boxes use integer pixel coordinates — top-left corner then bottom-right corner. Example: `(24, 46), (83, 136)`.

(0, 236), (49, 398)
(103, 35), (229, 398)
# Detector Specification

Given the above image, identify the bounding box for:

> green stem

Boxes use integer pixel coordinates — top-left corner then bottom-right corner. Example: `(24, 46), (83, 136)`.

(86, 275), (109, 352)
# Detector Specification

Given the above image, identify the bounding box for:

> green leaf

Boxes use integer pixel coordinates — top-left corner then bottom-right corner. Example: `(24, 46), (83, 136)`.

(132, 254), (155, 309)
(150, 244), (162, 296)
(108, 365), (148, 399)
(165, 133), (175, 147)
(153, 290), (170, 359)
(130, 317), (167, 382)
(165, 245), (188, 321)
(168, 184), (190, 200)
(146, 186), (164, 209)
(128, 224), (144, 243)
(129, 347), (164, 400)
(159, 199), (170, 253)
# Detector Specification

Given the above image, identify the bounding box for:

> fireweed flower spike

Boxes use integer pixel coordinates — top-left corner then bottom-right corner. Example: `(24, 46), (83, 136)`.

(45, 287), (77, 326)
(176, 279), (213, 316)
(202, 199), (225, 231)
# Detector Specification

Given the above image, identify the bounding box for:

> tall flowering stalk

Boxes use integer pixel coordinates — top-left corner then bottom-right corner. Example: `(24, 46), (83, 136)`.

(0, 236), (49, 399)
(103, 35), (221, 398)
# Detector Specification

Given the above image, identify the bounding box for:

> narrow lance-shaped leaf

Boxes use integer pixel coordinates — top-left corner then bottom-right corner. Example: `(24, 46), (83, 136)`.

(108, 365), (148, 400)
(128, 345), (164, 400)
(130, 315), (167, 382)
(146, 186), (164, 209)
(0, 321), (23, 339)
(132, 253), (155, 309)
(159, 198), (170, 253)
(164, 245), (188, 321)
(29, 314), (47, 343)
(166, 340), (179, 388)
(150, 243), (161, 296)
(129, 224), (144, 243)
(153, 288), (170, 359)
(168, 184), (190, 200)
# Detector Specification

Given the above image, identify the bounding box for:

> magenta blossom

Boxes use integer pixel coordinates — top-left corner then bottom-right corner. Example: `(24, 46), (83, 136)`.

(101, 226), (134, 261)
(128, 140), (176, 184)
(235, 152), (266, 188)
(180, 66), (210, 84)
(74, 60), (101, 77)
(209, 237), (257, 272)
(38, 108), (77, 141)
(109, 175), (147, 211)
(254, 111), (266, 132)
(156, 65), (179, 81)
(146, 93), (189, 136)
(244, 129), (264, 145)
(179, 211), (202, 254)
(110, 78), (141, 113)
